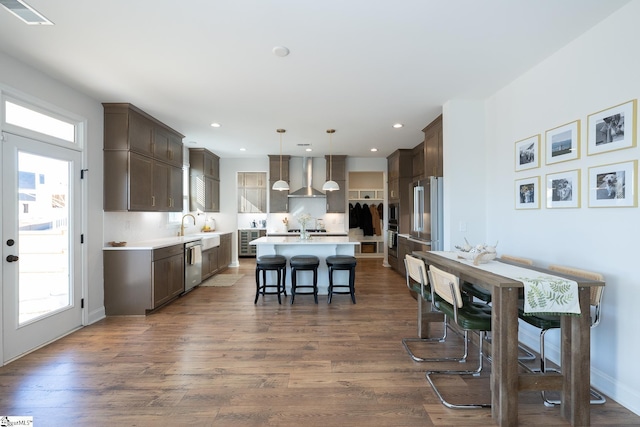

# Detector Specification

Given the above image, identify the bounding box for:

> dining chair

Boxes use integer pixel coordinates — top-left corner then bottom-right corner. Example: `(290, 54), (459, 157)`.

(425, 265), (493, 408)
(401, 255), (455, 362)
(518, 264), (606, 406)
(460, 254), (537, 361)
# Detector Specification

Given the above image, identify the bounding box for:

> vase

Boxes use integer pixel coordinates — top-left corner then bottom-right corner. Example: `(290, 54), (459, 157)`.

(300, 224), (310, 240)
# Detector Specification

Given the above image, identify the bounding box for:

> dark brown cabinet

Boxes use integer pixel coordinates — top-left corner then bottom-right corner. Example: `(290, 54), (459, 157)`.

(268, 154), (290, 213)
(202, 246), (219, 280)
(103, 103), (184, 212)
(189, 148), (220, 212)
(325, 155), (346, 213)
(218, 233), (232, 271)
(423, 115), (443, 178)
(104, 243), (184, 315)
(153, 249), (185, 308)
(412, 142), (425, 180)
(202, 232), (232, 279)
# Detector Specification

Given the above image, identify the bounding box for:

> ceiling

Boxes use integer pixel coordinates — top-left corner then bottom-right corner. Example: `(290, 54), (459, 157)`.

(0, 0), (630, 159)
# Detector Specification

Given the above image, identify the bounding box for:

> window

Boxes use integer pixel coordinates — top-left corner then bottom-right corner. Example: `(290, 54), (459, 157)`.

(4, 100), (76, 143)
(237, 172), (267, 213)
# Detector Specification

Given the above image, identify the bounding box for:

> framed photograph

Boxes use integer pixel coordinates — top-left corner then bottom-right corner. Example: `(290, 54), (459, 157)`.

(515, 134), (540, 171)
(546, 120), (580, 165)
(588, 160), (637, 208)
(546, 169), (580, 209)
(587, 99), (637, 155)
(515, 176), (540, 210)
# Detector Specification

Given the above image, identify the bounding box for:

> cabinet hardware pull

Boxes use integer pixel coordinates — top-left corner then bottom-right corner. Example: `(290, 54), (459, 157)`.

(152, 196), (155, 206)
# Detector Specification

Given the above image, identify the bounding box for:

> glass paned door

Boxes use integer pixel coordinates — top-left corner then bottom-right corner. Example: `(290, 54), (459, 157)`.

(2, 132), (82, 363)
(18, 151), (71, 323)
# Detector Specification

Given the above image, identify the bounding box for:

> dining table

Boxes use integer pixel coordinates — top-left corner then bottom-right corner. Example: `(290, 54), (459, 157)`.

(413, 250), (605, 427)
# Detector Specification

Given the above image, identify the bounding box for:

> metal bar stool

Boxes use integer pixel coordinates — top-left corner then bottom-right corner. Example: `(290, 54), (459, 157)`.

(326, 255), (357, 304)
(290, 255), (320, 304)
(255, 254), (287, 304)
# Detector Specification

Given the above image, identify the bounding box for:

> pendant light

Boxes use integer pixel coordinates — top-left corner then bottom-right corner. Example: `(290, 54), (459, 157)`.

(322, 129), (340, 191)
(272, 128), (290, 191)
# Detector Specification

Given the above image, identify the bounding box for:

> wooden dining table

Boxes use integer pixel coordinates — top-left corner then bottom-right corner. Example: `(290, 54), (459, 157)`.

(413, 250), (605, 427)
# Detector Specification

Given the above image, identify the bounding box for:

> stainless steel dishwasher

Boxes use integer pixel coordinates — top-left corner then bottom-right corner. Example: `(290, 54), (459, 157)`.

(184, 240), (202, 292)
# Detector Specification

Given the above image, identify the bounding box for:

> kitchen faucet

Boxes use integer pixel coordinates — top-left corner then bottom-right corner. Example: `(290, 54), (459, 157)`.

(180, 214), (196, 236)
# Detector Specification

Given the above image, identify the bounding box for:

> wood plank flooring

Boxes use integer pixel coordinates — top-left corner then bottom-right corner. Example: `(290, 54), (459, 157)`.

(0, 258), (638, 426)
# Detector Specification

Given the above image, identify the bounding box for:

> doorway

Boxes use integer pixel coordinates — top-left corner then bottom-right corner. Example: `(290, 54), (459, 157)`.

(2, 130), (83, 363)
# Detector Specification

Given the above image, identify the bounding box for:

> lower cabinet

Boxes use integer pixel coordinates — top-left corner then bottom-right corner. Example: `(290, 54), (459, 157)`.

(202, 246), (219, 280)
(393, 235), (430, 278)
(153, 249), (185, 308)
(201, 233), (232, 280)
(104, 244), (185, 315)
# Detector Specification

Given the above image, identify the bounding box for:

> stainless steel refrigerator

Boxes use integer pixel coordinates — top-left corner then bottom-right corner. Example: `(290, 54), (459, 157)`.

(410, 176), (443, 250)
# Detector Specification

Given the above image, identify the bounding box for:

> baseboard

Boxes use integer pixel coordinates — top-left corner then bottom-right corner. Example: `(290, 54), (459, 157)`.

(87, 306), (106, 324)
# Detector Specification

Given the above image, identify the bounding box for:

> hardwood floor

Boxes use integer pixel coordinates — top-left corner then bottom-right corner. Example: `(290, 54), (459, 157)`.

(1, 258), (638, 426)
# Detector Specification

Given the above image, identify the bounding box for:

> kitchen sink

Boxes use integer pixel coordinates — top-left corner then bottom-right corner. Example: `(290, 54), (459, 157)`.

(194, 233), (220, 250)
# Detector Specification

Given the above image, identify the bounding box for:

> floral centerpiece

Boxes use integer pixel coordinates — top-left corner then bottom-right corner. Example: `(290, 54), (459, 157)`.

(297, 213), (313, 240)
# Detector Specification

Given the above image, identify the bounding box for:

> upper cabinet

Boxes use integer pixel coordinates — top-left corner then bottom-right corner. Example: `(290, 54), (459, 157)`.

(325, 155), (346, 213)
(387, 149), (412, 202)
(103, 103), (184, 212)
(189, 148), (220, 212)
(422, 114), (443, 178)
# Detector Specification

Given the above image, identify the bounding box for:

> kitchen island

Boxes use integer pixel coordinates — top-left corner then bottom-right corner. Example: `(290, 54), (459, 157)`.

(250, 236), (360, 296)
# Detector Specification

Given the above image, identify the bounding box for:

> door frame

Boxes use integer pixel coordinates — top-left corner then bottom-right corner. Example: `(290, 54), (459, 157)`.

(0, 88), (88, 364)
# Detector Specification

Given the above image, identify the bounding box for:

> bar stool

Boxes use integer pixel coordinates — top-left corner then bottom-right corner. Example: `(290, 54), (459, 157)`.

(255, 255), (287, 304)
(326, 255), (357, 304)
(290, 255), (320, 304)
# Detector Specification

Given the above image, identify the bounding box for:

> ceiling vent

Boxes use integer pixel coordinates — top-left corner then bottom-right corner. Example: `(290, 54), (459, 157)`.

(0, 0), (53, 25)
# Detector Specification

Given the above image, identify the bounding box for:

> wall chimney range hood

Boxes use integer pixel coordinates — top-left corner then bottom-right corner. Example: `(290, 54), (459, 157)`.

(288, 157), (326, 198)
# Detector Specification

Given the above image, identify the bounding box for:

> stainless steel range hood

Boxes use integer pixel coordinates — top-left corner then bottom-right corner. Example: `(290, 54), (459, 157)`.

(288, 157), (326, 198)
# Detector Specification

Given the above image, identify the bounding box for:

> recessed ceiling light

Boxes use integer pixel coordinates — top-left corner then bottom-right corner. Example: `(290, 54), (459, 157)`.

(240, 148), (246, 151)
(0, 0), (53, 25)
(392, 123), (404, 129)
(272, 46), (290, 57)
(370, 148), (378, 152)
(305, 148), (312, 152)
(210, 122), (221, 128)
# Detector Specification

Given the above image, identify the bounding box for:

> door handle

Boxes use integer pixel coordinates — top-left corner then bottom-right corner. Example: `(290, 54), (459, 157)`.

(6, 255), (19, 262)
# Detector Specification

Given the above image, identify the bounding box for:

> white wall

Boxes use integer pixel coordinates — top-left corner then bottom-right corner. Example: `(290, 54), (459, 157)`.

(0, 51), (105, 324)
(451, 2), (640, 414)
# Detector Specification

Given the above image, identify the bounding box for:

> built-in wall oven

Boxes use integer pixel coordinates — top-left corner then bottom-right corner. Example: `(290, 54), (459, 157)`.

(184, 240), (202, 293)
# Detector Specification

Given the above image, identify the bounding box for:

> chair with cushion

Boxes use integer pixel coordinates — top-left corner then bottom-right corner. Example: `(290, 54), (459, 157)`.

(425, 265), (493, 408)
(290, 255), (320, 304)
(460, 254), (536, 362)
(255, 254), (287, 304)
(401, 255), (449, 362)
(518, 264), (606, 406)
(326, 255), (357, 304)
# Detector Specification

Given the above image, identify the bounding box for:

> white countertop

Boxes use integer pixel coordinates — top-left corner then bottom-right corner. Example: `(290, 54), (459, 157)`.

(103, 232), (229, 250)
(267, 232), (348, 237)
(250, 236), (359, 245)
